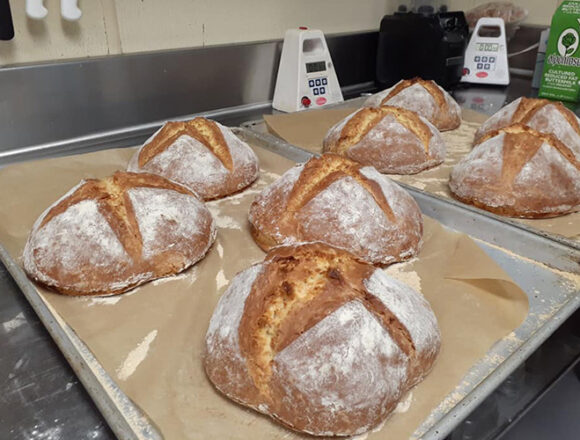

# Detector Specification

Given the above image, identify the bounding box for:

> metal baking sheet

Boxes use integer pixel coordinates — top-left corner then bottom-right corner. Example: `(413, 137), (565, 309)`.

(241, 100), (580, 253)
(235, 128), (580, 439)
(0, 126), (579, 440)
(0, 244), (161, 440)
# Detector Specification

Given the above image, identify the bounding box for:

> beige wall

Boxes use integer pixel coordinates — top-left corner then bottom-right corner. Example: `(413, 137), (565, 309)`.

(0, 0), (392, 66)
(0, 0), (559, 67)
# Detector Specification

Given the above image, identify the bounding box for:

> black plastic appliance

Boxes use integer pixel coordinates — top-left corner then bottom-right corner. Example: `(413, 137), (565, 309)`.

(376, 11), (468, 89)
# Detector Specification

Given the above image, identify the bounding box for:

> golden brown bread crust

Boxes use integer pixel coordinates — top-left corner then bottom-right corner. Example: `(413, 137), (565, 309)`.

(474, 97), (580, 144)
(128, 117), (259, 200)
(249, 220), (281, 251)
(379, 77), (460, 130)
(382, 78), (448, 114)
(138, 118), (233, 170)
(238, 244), (414, 396)
(204, 242), (441, 436)
(283, 154), (396, 222)
(325, 106), (432, 154)
(40, 172), (193, 261)
(249, 153), (423, 264)
(322, 106), (446, 174)
(23, 171), (216, 295)
(450, 124), (580, 218)
(476, 124), (580, 173)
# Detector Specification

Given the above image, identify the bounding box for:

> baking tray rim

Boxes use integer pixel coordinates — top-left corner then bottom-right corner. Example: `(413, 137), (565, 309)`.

(0, 126), (578, 440)
(240, 118), (580, 254)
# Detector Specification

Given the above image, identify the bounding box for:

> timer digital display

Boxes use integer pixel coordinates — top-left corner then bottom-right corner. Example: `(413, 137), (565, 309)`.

(306, 61), (326, 73)
(476, 43), (499, 52)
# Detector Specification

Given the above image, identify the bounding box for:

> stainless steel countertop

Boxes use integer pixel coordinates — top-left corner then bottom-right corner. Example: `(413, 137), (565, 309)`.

(1, 76), (579, 440)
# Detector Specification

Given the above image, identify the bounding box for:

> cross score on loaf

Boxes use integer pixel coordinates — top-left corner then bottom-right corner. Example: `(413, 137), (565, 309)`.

(323, 106), (446, 174)
(23, 171), (216, 295)
(204, 242), (441, 436)
(364, 77), (461, 131)
(128, 117), (259, 200)
(450, 124), (580, 218)
(474, 97), (580, 156)
(248, 154), (423, 265)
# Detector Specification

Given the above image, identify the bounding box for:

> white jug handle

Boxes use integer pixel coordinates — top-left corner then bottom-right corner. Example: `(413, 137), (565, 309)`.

(26, 0), (48, 20)
(61, 0), (81, 21)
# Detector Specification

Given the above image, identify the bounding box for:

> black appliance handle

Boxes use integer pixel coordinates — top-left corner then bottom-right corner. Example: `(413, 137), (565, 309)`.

(0, 0), (15, 41)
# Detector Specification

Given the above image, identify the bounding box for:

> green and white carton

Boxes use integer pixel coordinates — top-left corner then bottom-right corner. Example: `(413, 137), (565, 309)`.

(539, 0), (580, 102)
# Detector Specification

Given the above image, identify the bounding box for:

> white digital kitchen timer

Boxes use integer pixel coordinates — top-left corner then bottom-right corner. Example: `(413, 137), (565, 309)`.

(461, 17), (510, 86)
(273, 27), (343, 112)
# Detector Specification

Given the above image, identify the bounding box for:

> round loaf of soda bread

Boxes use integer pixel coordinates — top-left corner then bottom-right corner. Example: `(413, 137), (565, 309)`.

(248, 154), (423, 265)
(364, 77), (461, 131)
(23, 171), (216, 295)
(323, 106), (446, 174)
(204, 242), (441, 436)
(474, 97), (580, 156)
(128, 117), (259, 200)
(450, 124), (580, 218)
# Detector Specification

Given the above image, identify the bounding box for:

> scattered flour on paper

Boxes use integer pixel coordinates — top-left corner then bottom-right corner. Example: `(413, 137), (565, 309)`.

(349, 419), (388, 440)
(260, 170), (282, 180)
(117, 330), (158, 381)
(473, 237), (580, 292)
(88, 296), (122, 306)
(86, 279), (147, 306)
(217, 242), (224, 258)
(216, 269), (229, 290)
(340, 406), (398, 438)
(383, 258), (422, 293)
(3, 312), (26, 332)
(86, 266), (200, 307)
(151, 268), (198, 287)
(394, 390), (413, 414)
(410, 181), (427, 190)
(210, 212), (242, 230)
(205, 171), (279, 207)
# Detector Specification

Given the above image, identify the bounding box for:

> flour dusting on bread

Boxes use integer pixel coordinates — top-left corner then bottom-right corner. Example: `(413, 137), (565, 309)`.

(128, 118), (259, 200)
(298, 176), (398, 262)
(24, 199), (132, 289)
(129, 187), (211, 258)
(363, 79), (461, 131)
(204, 242), (441, 436)
(23, 172), (216, 295)
(324, 108), (446, 174)
(450, 126), (580, 217)
(273, 300), (408, 434)
(249, 155), (423, 264)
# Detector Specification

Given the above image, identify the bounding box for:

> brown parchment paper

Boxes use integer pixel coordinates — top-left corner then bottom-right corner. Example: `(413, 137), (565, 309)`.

(264, 108), (358, 152)
(264, 108), (580, 242)
(0, 144), (528, 440)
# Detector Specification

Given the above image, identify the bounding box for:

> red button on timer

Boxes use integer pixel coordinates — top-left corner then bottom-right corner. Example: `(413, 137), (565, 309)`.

(316, 97), (327, 106)
(301, 96), (311, 107)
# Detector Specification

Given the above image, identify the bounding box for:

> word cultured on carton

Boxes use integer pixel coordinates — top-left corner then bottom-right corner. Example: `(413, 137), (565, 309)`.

(539, 0), (580, 102)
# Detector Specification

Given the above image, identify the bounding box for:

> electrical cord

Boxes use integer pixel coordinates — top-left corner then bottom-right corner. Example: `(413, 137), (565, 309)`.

(507, 42), (540, 58)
